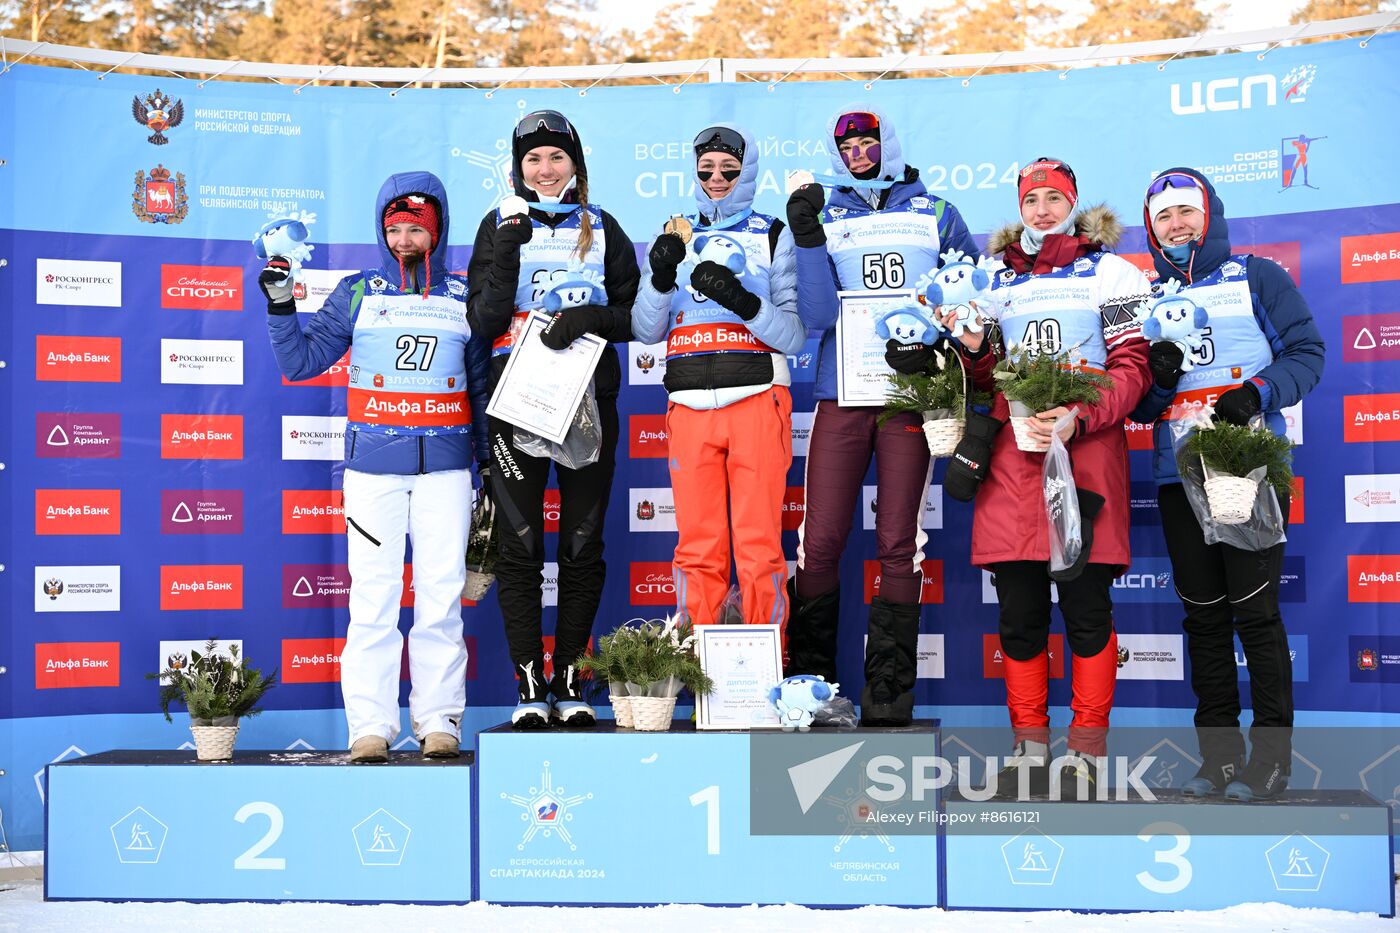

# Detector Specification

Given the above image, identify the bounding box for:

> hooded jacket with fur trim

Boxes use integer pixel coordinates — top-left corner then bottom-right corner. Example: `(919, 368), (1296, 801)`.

(964, 203), (1152, 571)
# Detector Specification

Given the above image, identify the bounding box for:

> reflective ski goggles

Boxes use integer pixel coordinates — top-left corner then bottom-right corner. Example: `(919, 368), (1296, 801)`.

(1145, 173), (1203, 197)
(693, 126), (746, 160)
(834, 111), (880, 138)
(514, 110), (575, 139)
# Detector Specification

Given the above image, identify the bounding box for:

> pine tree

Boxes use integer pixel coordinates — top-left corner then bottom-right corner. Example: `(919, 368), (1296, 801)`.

(1062, 0), (1211, 46)
(914, 0), (1060, 55)
(1292, 0), (1397, 21)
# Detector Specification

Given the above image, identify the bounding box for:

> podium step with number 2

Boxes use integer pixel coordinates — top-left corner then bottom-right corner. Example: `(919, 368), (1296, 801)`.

(45, 750), (474, 903)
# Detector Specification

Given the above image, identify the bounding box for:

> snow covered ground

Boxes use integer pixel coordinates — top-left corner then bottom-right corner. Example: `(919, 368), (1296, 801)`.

(1, 874), (1395, 933)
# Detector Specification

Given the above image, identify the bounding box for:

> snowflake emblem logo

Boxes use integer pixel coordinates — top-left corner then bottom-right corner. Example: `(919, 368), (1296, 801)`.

(452, 100), (592, 208)
(820, 753), (896, 854)
(501, 760), (592, 851)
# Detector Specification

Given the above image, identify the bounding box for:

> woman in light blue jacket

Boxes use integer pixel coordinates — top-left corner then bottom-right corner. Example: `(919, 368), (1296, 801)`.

(633, 123), (805, 627)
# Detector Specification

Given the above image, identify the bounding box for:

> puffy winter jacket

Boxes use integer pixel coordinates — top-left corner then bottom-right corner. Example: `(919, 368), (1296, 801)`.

(966, 205), (1152, 572)
(267, 171), (491, 474)
(1128, 167), (1325, 483)
(632, 123), (805, 409)
(466, 203), (639, 401)
(792, 104), (979, 402)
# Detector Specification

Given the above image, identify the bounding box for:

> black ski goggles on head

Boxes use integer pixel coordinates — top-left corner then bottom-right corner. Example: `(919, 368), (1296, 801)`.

(515, 110), (575, 139)
(694, 126), (745, 161)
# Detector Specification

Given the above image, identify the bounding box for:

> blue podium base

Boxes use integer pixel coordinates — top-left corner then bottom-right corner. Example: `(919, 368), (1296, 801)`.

(476, 720), (941, 907)
(943, 790), (1394, 915)
(45, 749), (474, 904)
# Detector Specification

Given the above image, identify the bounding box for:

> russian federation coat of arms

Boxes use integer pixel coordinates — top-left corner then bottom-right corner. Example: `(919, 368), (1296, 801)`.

(133, 165), (189, 224)
(132, 90), (184, 145)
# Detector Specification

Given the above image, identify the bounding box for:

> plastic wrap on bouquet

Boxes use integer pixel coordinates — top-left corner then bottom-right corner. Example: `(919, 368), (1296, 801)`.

(1043, 409), (1083, 574)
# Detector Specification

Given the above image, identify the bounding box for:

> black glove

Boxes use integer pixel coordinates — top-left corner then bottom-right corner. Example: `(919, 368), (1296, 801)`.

(1049, 488), (1105, 584)
(691, 261), (760, 321)
(944, 410), (1004, 502)
(1147, 341), (1185, 390)
(649, 233), (687, 292)
(259, 256), (296, 313)
(785, 184), (826, 248)
(493, 214), (533, 267)
(885, 338), (952, 376)
(539, 307), (607, 351)
(477, 465), (493, 503)
(1214, 381), (1261, 426)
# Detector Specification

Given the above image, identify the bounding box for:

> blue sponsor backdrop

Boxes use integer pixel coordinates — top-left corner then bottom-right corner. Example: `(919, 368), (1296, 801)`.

(3, 35), (1400, 852)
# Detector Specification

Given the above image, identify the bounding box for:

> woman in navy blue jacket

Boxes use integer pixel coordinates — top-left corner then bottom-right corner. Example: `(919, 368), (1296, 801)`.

(1130, 167), (1324, 800)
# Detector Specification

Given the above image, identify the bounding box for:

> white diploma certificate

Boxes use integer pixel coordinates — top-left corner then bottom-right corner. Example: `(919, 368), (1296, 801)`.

(486, 310), (605, 444)
(696, 624), (784, 730)
(835, 289), (915, 407)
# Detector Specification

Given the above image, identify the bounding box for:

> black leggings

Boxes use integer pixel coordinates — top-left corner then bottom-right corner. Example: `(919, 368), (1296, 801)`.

(1159, 481), (1292, 762)
(993, 561), (1117, 661)
(486, 403), (619, 677)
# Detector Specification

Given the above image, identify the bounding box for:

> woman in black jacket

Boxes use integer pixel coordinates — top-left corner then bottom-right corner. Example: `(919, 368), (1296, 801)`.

(467, 110), (639, 728)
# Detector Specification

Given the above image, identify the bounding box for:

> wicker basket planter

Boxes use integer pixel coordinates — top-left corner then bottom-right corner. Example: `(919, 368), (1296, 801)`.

(609, 681), (635, 728)
(1204, 474), (1259, 525)
(190, 724), (240, 761)
(463, 569), (495, 602)
(629, 696), (677, 732)
(921, 410), (964, 457)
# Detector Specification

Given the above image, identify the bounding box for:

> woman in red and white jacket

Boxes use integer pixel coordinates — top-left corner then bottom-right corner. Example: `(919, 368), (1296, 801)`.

(950, 159), (1151, 797)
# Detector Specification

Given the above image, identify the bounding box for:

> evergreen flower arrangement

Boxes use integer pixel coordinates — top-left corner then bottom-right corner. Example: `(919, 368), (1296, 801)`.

(578, 617), (714, 731)
(150, 640), (276, 724)
(148, 641), (277, 760)
(880, 353), (993, 424)
(992, 344), (1114, 414)
(1183, 420), (1294, 497)
(993, 344), (1114, 452)
(578, 617), (714, 698)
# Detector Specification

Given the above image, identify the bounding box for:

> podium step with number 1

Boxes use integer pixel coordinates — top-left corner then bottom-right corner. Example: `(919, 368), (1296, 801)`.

(476, 721), (941, 907)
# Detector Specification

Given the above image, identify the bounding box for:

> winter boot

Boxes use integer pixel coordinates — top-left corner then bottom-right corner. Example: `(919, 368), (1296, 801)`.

(992, 740), (1050, 800)
(550, 664), (597, 728)
(1054, 749), (1103, 801)
(1181, 755), (1244, 797)
(511, 660), (552, 730)
(1050, 488), (1105, 583)
(859, 597), (921, 727)
(350, 736), (389, 764)
(1224, 758), (1289, 801)
(421, 732), (460, 758)
(787, 581), (841, 685)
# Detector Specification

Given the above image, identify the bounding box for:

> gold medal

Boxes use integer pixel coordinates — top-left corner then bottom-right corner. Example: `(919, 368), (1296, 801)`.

(663, 215), (693, 244)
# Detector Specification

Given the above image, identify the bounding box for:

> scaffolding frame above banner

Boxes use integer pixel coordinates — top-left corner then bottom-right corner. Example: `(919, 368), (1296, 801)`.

(2, 12), (1398, 92)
